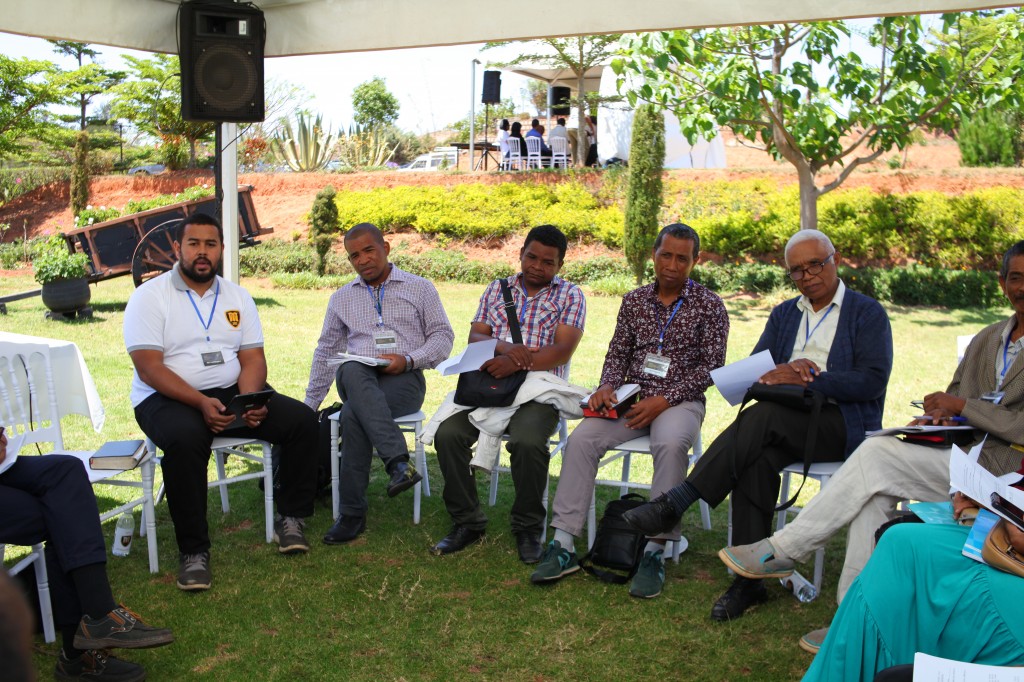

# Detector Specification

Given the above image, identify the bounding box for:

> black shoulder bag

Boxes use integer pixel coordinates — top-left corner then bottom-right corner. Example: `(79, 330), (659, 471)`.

(579, 493), (649, 584)
(454, 279), (528, 408)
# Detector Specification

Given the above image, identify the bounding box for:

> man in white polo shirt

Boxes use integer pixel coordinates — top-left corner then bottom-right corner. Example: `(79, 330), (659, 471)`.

(125, 213), (319, 592)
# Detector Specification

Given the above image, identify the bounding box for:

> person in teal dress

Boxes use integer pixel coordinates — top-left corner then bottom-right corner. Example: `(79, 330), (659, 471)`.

(803, 522), (1024, 681)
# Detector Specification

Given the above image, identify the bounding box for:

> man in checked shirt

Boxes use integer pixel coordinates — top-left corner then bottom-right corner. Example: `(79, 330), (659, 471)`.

(530, 223), (729, 598)
(431, 225), (586, 563)
(305, 223), (454, 545)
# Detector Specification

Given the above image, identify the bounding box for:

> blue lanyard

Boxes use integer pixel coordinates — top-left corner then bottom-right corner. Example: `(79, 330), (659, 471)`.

(366, 283), (386, 326)
(1001, 331), (1018, 385)
(657, 282), (689, 354)
(801, 305), (834, 351)
(186, 282), (220, 343)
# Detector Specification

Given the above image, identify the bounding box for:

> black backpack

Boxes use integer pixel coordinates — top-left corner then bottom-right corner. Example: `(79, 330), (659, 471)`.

(579, 493), (648, 584)
(267, 402), (339, 502)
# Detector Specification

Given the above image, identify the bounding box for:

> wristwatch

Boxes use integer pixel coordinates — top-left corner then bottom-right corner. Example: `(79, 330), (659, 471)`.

(404, 354), (414, 372)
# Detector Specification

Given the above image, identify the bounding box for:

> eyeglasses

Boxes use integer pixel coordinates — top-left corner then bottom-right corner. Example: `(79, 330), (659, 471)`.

(788, 253), (835, 281)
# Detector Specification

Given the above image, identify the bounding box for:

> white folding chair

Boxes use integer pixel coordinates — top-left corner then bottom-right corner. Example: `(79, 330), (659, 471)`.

(505, 137), (523, 171)
(2, 542), (56, 643)
(0, 342), (160, 573)
(328, 410), (429, 524)
(550, 137), (570, 169)
(588, 433), (711, 563)
(524, 136), (544, 169)
(150, 435), (275, 546)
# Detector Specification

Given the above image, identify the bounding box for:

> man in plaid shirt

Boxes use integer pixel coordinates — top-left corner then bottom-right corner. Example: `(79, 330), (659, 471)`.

(431, 225), (586, 563)
(305, 223), (454, 545)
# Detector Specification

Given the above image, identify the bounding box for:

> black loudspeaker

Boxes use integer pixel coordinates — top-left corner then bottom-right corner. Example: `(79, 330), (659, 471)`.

(482, 70), (502, 105)
(549, 86), (571, 116)
(179, 1), (265, 122)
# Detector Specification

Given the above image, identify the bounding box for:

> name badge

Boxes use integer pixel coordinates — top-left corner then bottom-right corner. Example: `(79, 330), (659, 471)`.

(374, 330), (398, 351)
(643, 353), (671, 378)
(982, 391), (1005, 405)
(201, 350), (225, 366)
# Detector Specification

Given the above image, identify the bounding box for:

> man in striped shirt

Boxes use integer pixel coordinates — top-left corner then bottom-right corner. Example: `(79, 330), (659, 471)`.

(305, 223), (454, 545)
(431, 225), (587, 563)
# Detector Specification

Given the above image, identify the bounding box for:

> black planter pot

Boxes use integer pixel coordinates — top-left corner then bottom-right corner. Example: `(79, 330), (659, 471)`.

(40, 277), (91, 314)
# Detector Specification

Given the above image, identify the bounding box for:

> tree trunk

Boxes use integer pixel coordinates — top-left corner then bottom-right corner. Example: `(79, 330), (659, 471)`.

(798, 167), (819, 231)
(576, 73), (587, 167)
(188, 139), (198, 168)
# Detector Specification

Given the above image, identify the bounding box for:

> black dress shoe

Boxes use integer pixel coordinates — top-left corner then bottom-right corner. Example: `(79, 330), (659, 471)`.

(710, 576), (768, 621)
(430, 525), (485, 556)
(323, 515), (366, 545)
(621, 494), (683, 536)
(515, 531), (544, 564)
(387, 461), (423, 498)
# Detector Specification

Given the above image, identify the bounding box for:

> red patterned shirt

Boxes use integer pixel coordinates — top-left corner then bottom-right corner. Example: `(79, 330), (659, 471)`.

(599, 280), (729, 406)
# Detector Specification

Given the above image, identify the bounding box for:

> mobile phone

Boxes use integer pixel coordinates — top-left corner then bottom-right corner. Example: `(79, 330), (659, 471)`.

(991, 492), (1024, 531)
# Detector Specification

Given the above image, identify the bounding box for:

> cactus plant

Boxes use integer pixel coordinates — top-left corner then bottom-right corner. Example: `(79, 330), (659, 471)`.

(272, 113), (335, 171)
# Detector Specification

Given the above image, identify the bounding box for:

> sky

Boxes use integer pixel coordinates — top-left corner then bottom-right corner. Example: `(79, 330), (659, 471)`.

(0, 31), (535, 135)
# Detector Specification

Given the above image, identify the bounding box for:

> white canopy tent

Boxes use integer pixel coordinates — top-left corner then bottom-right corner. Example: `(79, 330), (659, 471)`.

(0, 0), (1012, 278)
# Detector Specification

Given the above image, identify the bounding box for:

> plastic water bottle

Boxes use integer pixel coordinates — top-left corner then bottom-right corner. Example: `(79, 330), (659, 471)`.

(781, 574), (818, 603)
(112, 512), (134, 557)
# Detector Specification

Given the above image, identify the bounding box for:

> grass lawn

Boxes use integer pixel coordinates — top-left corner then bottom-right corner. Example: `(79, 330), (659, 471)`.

(2, 271), (1006, 681)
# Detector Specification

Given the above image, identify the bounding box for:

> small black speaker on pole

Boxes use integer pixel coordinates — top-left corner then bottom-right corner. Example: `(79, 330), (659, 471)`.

(549, 86), (571, 116)
(179, 0), (265, 122)
(481, 70), (502, 105)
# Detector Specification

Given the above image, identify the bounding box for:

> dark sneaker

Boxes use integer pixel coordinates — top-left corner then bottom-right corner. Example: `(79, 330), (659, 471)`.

(323, 515), (366, 545)
(386, 460), (423, 498)
(73, 606), (174, 650)
(710, 575), (769, 621)
(718, 538), (795, 579)
(800, 627), (829, 654)
(55, 649), (145, 682)
(629, 549), (665, 599)
(622, 494), (683, 536)
(176, 551), (211, 592)
(274, 516), (310, 554)
(529, 541), (579, 584)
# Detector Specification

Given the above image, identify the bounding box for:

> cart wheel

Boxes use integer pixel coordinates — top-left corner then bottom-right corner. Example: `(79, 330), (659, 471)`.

(131, 219), (181, 287)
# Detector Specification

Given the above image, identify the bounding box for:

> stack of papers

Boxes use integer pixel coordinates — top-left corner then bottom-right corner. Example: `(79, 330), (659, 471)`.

(579, 384), (640, 407)
(326, 353), (391, 367)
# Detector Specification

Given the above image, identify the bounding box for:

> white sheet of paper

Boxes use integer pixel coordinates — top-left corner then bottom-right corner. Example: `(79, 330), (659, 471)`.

(914, 652), (1024, 681)
(948, 440), (1024, 528)
(325, 352), (391, 367)
(0, 433), (24, 476)
(435, 339), (498, 376)
(710, 350), (777, 406)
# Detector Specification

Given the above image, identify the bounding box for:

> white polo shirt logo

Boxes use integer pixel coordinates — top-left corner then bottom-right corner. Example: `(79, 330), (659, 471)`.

(225, 310), (241, 328)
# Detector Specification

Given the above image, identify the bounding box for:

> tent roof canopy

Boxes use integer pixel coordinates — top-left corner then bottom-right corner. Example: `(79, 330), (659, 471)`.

(1, 0), (1017, 57)
(499, 65), (605, 93)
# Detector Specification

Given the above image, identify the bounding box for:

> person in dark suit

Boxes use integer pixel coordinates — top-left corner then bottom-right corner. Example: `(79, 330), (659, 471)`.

(623, 229), (894, 622)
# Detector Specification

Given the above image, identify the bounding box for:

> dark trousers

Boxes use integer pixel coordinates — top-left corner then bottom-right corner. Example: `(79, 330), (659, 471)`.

(435, 402), (558, 534)
(335, 363), (425, 517)
(687, 401), (846, 546)
(135, 385), (318, 554)
(0, 455), (107, 627)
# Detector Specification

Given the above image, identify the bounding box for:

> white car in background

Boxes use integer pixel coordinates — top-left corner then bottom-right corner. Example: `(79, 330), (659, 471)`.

(398, 147), (458, 171)
(127, 163), (167, 176)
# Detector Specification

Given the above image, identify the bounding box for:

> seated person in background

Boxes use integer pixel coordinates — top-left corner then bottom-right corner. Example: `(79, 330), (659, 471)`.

(508, 121), (527, 161)
(718, 240), (1024, 654)
(624, 229), (893, 621)
(803, 521), (1024, 682)
(305, 223), (454, 545)
(428, 225), (586, 562)
(531, 223), (728, 599)
(548, 118), (569, 147)
(125, 213), (319, 592)
(496, 119), (511, 158)
(0, 432), (174, 681)
(526, 118), (551, 157)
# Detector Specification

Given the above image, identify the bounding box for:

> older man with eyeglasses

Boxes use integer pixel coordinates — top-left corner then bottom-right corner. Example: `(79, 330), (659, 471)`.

(622, 229), (893, 623)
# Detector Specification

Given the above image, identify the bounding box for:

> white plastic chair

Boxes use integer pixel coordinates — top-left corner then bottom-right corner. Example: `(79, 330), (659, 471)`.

(524, 136), (544, 169)
(2, 542), (56, 643)
(0, 342), (159, 574)
(587, 433), (711, 563)
(328, 410), (429, 524)
(505, 137), (523, 171)
(550, 136), (570, 169)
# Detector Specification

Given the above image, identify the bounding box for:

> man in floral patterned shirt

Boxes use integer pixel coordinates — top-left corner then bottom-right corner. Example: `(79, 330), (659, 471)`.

(531, 223), (729, 598)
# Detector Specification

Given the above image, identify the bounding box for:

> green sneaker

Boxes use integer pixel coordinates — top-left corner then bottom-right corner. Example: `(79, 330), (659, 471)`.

(529, 541), (579, 584)
(629, 549), (665, 599)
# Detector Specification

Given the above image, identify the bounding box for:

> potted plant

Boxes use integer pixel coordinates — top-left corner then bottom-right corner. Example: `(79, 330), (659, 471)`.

(33, 234), (92, 315)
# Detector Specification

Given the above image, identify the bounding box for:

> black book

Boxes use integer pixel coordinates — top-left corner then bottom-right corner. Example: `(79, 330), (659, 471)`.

(89, 439), (146, 470)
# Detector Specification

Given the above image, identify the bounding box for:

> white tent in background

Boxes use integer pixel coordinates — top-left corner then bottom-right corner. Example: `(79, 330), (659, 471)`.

(597, 68), (726, 169)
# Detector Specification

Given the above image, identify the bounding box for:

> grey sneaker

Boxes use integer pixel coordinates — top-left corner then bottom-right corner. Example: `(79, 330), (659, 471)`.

(176, 551), (211, 592)
(274, 515), (310, 554)
(55, 649), (145, 682)
(629, 549), (665, 599)
(529, 541), (579, 584)
(800, 627), (829, 654)
(74, 606), (174, 650)
(718, 538), (795, 579)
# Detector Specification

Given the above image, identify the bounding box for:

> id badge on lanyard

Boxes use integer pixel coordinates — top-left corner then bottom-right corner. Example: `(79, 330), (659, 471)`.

(368, 283), (397, 351)
(189, 285), (224, 366)
(643, 353), (671, 378)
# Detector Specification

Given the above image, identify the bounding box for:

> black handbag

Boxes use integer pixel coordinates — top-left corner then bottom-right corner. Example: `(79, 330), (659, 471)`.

(736, 383), (826, 512)
(579, 493), (648, 584)
(454, 279), (527, 408)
